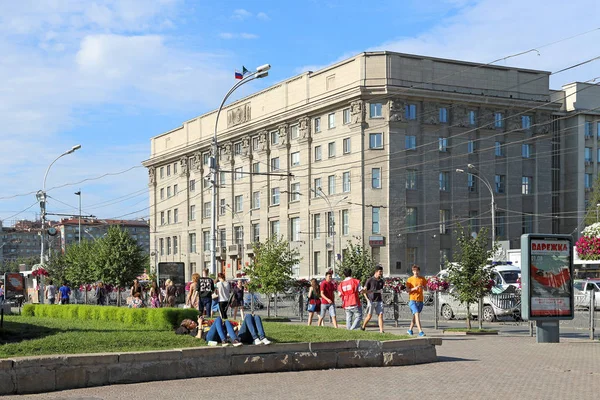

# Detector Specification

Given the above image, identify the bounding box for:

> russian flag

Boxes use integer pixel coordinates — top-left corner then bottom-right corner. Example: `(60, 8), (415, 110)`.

(235, 70), (243, 80)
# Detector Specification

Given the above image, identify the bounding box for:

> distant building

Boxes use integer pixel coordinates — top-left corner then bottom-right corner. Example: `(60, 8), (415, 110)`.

(0, 220), (60, 267)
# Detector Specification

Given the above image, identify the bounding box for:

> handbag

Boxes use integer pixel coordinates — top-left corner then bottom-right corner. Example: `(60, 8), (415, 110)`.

(307, 302), (317, 312)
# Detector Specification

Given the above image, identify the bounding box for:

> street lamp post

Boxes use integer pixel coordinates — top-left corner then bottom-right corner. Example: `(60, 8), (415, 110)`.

(456, 164), (495, 330)
(210, 65), (271, 276)
(37, 144), (81, 304)
(75, 190), (82, 244)
(311, 187), (348, 277)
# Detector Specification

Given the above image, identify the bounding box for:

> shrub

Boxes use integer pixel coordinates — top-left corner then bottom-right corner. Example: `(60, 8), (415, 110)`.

(22, 304), (199, 330)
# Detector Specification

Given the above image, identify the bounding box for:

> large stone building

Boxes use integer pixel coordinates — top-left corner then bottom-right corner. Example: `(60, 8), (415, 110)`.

(144, 51), (560, 279)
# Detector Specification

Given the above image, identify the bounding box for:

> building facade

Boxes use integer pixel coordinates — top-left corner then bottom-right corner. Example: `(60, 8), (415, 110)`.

(144, 51), (559, 279)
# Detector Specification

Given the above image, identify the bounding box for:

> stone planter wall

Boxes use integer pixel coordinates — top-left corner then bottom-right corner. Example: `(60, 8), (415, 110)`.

(0, 338), (441, 395)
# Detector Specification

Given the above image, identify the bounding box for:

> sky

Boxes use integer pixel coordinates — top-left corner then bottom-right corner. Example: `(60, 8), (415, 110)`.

(0, 0), (599, 226)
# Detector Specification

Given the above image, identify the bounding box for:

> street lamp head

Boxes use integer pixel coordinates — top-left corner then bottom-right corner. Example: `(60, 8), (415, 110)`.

(75, 191), (81, 196)
(456, 168), (465, 174)
(66, 144), (82, 154)
(256, 64), (271, 73)
(467, 163), (475, 169)
(256, 71), (269, 79)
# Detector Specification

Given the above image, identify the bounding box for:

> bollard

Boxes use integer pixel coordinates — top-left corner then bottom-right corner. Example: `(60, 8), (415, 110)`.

(434, 291), (439, 330)
(393, 291), (399, 328)
(591, 290), (596, 340)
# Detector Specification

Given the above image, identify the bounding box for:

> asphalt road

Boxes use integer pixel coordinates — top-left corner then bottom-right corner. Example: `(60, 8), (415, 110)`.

(6, 329), (599, 400)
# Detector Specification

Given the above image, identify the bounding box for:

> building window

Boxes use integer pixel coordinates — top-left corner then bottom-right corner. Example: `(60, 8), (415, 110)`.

(468, 110), (476, 125)
(369, 133), (383, 149)
(167, 210), (171, 224)
(219, 229), (226, 249)
(328, 175), (336, 195)
(203, 152), (210, 165)
(405, 135), (416, 150)
(469, 210), (479, 233)
(468, 173), (477, 192)
(314, 251), (321, 276)
(439, 171), (449, 191)
(252, 136), (260, 151)
(372, 207), (380, 234)
(173, 208), (179, 223)
(597, 122), (600, 139)
(495, 142), (504, 157)
(468, 140), (476, 153)
(313, 214), (321, 239)
(342, 171), (351, 192)
(343, 138), (351, 154)
(290, 124), (299, 140)
(234, 142), (242, 155)
(405, 104), (417, 120)
(189, 179), (195, 192)
(252, 162), (260, 173)
(439, 107), (448, 123)
(343, 108), (350, 124)
(495, 212), (506, 239)
(342, 209), (349, 235)
(234, 167), (243, 180)
(327, 212), (335, 237)
(370, 103), (382, 118)
(173, 184), (178, 196)
(160, 188), (164, 200)
(203, 202), (211, 218)
(234, 226), (244, 245)
(167, 165), (171, 176)
(585, 122), (593, 138)
(270, 220), (280, 238)
(440, 209), (450, 234)
(522, 215), (534, 234)
(314, 146), (322, 162)
(252, 191), (260, 209)
(585, 173), (593, 188)
(189, 233), (196, 253)
(328, 113), (335, 129)
(290, 183), (300, 202)
(522, 176), (532, 195)
(189, 205), (196, 221)
(270, 130), (279, 145)
(252, 223), (260, 243)
(202, 231), (210, 252)
(159, 238), (164, 255)
(167, 186), (172, 198)
(290, 217), (300, 241)
(159, 167), (164, 179)
(314, 178), (322, 196)
(406, 247), (417, 266)
(372, 168), (381, 189)
(291, 152), (300, 166)
(220, 171), (226, 186)
(585, 147), (592, 163)
(438, 137), (448, 152)
(406, 207), (417, 232)
(167, 237), (171, 255)
(220, 199), (226, 215)
(271, 157), (279, 171)
(495, 175), (506, 193)
(406, 169), (417, 190)
(160, 211), (165, 225)
(522, 144), (532, 158)
(173, 236), (178, 254)
(522, 115), (531, 130)
(271, 188), (280, 205)
(234, 195), (243, 212)
(314, 117), (321, 133)
(597, 149), (600, 164)
(494, 112), (503, 128)
(328, 142), (336, 158)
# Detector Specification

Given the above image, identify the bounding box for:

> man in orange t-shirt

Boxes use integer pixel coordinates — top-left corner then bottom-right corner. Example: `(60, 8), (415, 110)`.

(405, 265), (427, 337)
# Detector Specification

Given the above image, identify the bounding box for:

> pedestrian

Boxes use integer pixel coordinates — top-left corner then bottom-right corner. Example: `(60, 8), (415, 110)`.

(59, 282), (71, 304)
(362, 265), (385, 333)
(216, 273), (231, 319)
(338, 268), (363, 330)
(165, 279), (176, 307)
(0, 282), (4, 305)
(149, 281), (162, 308)
(95, 282), (106, 306)
(306, 278), (321, 326)
(406, 264), (427, 337)
(197, 269), (215, 317)
(44, 279), (56, 305)
(318, 271), (339, 328)
(130, 279), (143, 298)
(186, 273), (200, 309)
(230, 280), (245, 320)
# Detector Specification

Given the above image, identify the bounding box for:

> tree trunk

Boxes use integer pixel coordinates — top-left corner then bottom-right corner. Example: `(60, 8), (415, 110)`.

(267, 295), (271, 318)
(84, 287), (88, 305)
(117, 287), (121, 307)
(466, 304), (472, 329)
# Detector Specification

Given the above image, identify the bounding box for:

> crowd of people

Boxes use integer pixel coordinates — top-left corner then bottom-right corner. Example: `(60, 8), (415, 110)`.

(306, 264), (427, 337)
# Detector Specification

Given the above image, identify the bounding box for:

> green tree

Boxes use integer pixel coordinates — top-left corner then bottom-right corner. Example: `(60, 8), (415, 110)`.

(245, 236), (300, 316)
(336, 240), (376, 284)
(94, 226), (148, 306)
(45, 253), (68, 285)
(585, 177), (600, 226)
(447, 225), (497, 329)
(64, 240), (99, 303)
(1, 256), (38, 274)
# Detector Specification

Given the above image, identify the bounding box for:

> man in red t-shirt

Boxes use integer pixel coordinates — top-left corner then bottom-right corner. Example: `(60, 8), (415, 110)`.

(318, 271), (339, 328)
(338, 268), (364, 330)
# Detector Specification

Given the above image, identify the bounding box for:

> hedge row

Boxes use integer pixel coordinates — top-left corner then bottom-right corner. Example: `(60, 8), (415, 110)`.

(22, 304), (199, 330)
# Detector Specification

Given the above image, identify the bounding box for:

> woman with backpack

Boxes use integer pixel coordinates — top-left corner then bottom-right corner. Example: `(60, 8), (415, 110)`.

(306, 278), (321, 326)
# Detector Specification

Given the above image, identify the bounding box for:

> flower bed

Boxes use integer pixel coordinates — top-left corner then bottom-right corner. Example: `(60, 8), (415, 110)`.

(576, 223), (600, 260)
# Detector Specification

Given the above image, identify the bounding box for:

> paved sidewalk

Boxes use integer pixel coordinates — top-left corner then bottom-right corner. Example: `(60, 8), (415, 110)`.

(7, 330), (598, 400)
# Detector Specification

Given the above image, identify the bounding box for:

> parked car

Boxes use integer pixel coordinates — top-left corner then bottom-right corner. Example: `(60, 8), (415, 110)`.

(573, 279), (600, 310)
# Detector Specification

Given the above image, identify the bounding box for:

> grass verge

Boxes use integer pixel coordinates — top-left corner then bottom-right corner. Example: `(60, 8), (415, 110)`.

(0, 316), (405, 359)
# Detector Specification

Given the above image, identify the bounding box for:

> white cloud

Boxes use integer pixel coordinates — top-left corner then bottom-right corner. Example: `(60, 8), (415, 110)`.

(256, 12), (270, 21)
(219, 32), (259, 40)
(232, 9), (252, 20)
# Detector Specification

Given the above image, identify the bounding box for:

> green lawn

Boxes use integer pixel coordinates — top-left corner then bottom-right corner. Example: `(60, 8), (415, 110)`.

(0, 315), (404, 359)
